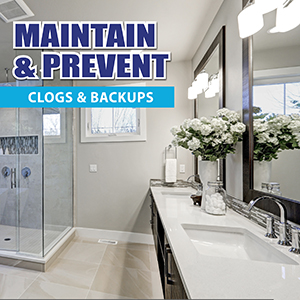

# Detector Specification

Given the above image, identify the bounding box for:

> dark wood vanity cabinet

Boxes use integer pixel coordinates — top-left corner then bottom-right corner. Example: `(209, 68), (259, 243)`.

(150, 192), (188, 299)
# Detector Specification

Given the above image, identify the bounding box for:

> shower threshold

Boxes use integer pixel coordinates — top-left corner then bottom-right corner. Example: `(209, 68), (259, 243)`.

(0, 227), (75, 272)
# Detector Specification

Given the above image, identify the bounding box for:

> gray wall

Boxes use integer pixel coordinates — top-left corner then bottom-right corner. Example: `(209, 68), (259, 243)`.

(254, 45), (300, 70)
(75, 61), (194, 234)
(192, 0), (243, 199)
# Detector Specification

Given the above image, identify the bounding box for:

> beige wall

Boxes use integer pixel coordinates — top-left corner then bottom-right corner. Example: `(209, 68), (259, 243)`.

(75, 61), (194, 233)
(192, 0), (244, 200)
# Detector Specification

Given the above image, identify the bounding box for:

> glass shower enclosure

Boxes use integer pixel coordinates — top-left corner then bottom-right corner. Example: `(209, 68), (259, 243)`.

(0, 106), (73, 257)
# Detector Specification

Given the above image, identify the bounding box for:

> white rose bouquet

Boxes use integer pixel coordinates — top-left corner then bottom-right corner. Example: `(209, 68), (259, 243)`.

(171, 108), (246, 161)
(254, 114), (300, 161)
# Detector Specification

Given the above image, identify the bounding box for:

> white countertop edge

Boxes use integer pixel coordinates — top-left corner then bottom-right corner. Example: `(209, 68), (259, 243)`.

(150, 186), (300, 300)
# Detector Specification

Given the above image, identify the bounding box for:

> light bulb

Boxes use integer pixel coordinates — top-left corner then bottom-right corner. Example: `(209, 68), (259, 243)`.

(275, 0), (300, 33)
(196, 71), (208, 93)
(192, 80), (202, 95)
(238, 2), (264, 38)
(188, 86), (197, 100)
(254, 0), (284, 14)
(205, 87), (216, 99)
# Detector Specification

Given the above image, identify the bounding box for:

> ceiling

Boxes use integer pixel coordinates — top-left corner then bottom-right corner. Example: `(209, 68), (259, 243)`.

(0, 0), (224, 82)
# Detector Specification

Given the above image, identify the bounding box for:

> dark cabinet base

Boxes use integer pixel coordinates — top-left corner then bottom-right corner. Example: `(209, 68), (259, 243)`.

(150, 191), (188, 299)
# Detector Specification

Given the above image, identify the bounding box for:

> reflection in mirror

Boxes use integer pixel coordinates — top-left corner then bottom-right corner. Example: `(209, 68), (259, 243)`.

(196, 46), (220, 119)
(252, 9), (300, 201)
(193, 26), (225, 185)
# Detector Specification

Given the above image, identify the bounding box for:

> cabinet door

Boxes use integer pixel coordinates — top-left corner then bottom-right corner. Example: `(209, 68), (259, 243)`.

(150, 195), (158, 252)
(164, 243), (173, 299)
(171, 255), (188, 299)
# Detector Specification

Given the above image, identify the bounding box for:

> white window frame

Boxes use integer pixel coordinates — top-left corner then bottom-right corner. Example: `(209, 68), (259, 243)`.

(44, 108), (67, 144)
(254, 66), (300, 86)
(80, 83), (147, 143)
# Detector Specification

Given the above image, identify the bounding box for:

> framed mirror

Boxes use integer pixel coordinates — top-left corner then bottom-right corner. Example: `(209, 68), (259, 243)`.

(242, 0), (300, 223)
(194, 26), (226, 186)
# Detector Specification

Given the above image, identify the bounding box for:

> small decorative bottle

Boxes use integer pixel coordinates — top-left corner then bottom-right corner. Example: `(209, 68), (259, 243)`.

(205, 181), (227, 215)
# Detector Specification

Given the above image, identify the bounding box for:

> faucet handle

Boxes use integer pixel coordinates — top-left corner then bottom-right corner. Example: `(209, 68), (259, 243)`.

(265, 215), (277, 239)
(289, 226), (300, 254)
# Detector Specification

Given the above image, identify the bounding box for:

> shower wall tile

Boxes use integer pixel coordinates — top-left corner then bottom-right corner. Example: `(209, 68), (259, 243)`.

(0, 136), (38, 155)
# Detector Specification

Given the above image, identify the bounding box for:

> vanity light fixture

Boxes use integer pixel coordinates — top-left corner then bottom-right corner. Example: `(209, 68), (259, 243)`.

(205, 73), (219, 99)
(188, 71), (219, 100)
(205, 86), (216, 99)
(269, 0), (300, 33)
(238, 0), (264, 38)
(254, 0), (283, 14)
(238, 0), (300, 38)
(187, 70), (209, 99)
(195, 70), (209, 93)
(188, 85), (197, 100)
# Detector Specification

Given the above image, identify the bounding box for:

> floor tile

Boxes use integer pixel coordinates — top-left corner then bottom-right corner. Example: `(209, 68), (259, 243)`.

(101, 246), (151, 271)
(38, 258), (98, 289)
(19, 280), (89, 299)
(90, 264), (156, 299)
(86, 290), (132, 299)
(112, 241), (150, 252)
(149, 250), (159, 272)
(0, 274), (34, 299)
(58, 241), (107, 264)
(148, 244), (155, 253)
(0, 265), (40, 280)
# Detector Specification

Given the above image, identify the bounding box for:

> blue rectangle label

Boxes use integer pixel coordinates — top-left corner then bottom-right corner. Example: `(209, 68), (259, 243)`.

(0, 86), (174, 108)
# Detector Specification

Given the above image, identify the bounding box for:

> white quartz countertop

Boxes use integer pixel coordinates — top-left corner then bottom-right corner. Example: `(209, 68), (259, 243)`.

(150, 186), (300, 300)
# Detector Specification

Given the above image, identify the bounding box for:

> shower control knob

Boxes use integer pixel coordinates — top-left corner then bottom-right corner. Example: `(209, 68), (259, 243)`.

(1, 166), (10, 178)
(21, 167), (31, 178)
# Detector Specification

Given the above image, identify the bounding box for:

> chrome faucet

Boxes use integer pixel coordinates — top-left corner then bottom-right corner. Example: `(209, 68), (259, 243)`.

(186, 175), (202, 192)
(247, 196), (291, 246)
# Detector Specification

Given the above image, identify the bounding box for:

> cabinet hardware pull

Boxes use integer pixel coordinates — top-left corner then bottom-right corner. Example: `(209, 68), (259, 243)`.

(165, 244), (175, 285)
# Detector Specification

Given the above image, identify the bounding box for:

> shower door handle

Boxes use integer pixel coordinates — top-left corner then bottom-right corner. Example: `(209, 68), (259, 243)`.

(11, 168), (16, 189)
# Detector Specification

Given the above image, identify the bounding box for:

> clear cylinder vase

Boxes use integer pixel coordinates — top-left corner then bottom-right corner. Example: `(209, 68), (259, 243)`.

(198, 159), (218, 211)
(253, 160), (272, 191)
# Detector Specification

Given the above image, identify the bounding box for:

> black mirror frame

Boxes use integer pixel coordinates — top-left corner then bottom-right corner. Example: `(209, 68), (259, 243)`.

(241, 0), (300, 223)
(193, 26), (226, 187)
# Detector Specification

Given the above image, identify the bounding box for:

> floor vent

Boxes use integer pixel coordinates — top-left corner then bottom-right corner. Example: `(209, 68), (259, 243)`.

(98, 239), (118, 245)
(0, 0), (34, 23)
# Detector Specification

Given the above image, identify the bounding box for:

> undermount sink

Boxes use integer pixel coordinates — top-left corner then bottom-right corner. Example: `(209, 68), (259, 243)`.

(161, 190), (192, 197)
(182, 224), (298, 265)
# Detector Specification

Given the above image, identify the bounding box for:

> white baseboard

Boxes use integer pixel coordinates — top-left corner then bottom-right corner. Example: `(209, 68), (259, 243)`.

(75, 227), (154, 245)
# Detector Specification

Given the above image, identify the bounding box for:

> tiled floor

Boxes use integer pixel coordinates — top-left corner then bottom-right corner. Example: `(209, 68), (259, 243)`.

(0, 236), (164, 299)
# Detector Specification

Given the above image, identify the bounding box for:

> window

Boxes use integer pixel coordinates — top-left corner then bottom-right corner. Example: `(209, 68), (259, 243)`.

(253, 67), (300, 118)
(254, 82), (300, 117)
(43, 108), (66, 143)
(91, 108), (138, 134)
(81, 107), (146, 143)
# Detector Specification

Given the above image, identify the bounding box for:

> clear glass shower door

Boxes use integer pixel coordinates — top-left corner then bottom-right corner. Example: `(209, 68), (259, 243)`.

(0, 108), (19, 251)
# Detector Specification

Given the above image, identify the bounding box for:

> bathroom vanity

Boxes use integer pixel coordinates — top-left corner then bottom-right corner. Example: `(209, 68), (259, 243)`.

(150, 184), (300, 299)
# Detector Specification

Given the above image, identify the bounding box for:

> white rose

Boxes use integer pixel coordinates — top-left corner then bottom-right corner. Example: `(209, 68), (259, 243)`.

(170, 126), (180, 136)
(182, 119), (191, 129)
(200, 124), (213, 136)
(221, 133), (234, 144)
(187, 137), (201, 151)
(230, 122), (246, 134)
(190, 119), (202, 131)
